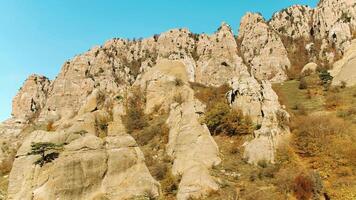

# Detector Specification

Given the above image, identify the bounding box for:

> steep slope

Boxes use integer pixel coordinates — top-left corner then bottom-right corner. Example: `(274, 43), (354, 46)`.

(0, 0), (356, 199)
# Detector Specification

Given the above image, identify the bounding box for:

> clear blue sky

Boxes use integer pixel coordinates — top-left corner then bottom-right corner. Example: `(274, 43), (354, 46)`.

(0, 0), (318, 121)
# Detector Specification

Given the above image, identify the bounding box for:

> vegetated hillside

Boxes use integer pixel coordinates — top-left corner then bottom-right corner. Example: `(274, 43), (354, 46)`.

(0, 0), (355, 199)
(273, 72), (356, 200)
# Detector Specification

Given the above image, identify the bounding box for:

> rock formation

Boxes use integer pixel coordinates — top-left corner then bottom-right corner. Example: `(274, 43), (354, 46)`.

(238, 13), (291, 82)
(1, 0), (356, 199)
(331, 39), (356, 86)
(12, 75), (50, 120)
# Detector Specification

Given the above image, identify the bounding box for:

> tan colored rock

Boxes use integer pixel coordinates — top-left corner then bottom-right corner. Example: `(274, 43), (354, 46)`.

(312, 0), (356, 52)
(331, 39), (356, 86)
(12, 74), (50, 120)
(238, 13), (290, 82)
(167, 100), (220, 200)
(243, 81), (290, 164)
(195, 23), (250, 86)
(228, 75), (263, 124)
(302, 62), (318, 74)
(269, 5), (313, 39)
(135, 59), (190, 113)
(78, 89), (102, 115)
(8, 130), (161, 200)
(137, 60), (220, 199)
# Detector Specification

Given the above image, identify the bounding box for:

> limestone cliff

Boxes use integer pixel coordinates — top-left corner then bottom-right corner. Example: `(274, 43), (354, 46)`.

(1, 0), (356, 199)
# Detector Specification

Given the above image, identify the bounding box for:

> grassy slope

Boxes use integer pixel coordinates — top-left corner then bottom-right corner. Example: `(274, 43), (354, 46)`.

(273, 76), (356, 200)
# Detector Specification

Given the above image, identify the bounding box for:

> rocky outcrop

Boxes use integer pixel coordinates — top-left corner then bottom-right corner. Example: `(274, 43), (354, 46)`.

(195, 23), (249, 86)
(228, 76), (290, 164)
(7, 1), (356, 198)
(312, 0), (356, 52)
(136, 60), (221, 200)
(243, 81), (290, 164)
(269, 5), (313, 39)
(331, 39), (356, 86)
(8, 130), (160, 200)
(302, 62), (318, 74)
(12, 75), (50, 120)
(238, 13), (291, 82)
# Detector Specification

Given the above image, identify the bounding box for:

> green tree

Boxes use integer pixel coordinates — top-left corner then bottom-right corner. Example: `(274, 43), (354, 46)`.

(29, 142), (64, 167)
(204, 102), (253, 136)
(318, 70), (333, 90)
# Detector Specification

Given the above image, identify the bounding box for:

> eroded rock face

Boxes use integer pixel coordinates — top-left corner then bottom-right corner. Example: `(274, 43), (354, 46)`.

(9, 1), (356, 197)
(12, 75), (50, 120)
(228, 76), (290, 164)
(243, 81), (290, 164)
(195, 23), (250, 86)
(135, 60), (221, 200)
(331, 39), (356, 86)
(313, 0), (356, 52)
(238, 13), (291, 82)
(8, 131), (160, 200)
(269, 5), (313, 39)
(167, 100), (221, 200)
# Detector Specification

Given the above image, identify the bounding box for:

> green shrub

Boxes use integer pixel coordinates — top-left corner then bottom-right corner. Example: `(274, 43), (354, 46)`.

(298, 78), (308, 90)
(204, 102), (253, 136)
(29, 142), (64, 167)
(318, 70), (333, 90)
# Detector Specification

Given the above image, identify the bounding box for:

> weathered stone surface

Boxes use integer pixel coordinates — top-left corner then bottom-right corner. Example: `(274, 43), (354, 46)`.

(269, 5), (313, 39)
(331, 39), (356, 86)
(228, 75), (263, 124)
(243, 81), (290, 164)
(12, 75), (50, 120)
(238, 13), (290, 82)
(229, 78), (290, 164)
(167, 100), (221, 200)
(8, 130), (160, 200)
(312, 0), (356, 52)
(195, 23), (249, 86)
(8, 1), (356, 197)
(302, 62), (318, 74)
(136, 60), (221, 200)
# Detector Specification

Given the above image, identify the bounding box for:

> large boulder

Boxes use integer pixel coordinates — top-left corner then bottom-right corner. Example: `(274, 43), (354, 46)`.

(302, 62), (318, 74)
(8, 130), (160, 200)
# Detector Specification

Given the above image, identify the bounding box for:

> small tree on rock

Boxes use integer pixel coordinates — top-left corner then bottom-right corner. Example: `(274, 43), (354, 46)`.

(29, 142), (64, 167)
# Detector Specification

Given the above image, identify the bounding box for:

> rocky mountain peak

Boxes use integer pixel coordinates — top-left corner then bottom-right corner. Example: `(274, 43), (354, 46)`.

(1, 0), (356, 199)
(12, 74), (50, 120)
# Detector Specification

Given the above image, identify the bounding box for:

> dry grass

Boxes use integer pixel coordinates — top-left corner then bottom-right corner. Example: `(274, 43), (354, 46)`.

(190, 82), (230, 109)
(279, 36), (310, 80)
(273, 77), (356, 199)
(123, 87), (148, 133)
(204, 102), (253, 136)
(273, 79), (324, 114)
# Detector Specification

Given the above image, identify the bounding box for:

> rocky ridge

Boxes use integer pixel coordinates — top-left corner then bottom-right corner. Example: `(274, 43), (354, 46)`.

(1, 0), (355, 199)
